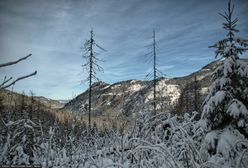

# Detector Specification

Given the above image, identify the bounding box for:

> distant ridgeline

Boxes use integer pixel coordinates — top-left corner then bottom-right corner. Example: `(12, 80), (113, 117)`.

(64, 59), (248, 116)
(1, 59), (247, 125)
(0, 89), (70, 130)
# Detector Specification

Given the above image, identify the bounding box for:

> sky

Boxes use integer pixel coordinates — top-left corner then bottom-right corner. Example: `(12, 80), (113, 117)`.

(0, 0), (248, 100)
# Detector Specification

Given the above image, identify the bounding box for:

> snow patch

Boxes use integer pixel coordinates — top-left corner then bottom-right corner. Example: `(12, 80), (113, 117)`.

(145, 81), (180, 105)
(200, 87), (209, 94)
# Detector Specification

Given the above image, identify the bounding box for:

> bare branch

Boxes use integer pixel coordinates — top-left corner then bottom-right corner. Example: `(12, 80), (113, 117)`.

(1, 70), (37, 89)
(95, 43), (107, 52)
(219, 12), (228, 21)
(0, 76), (13, 88)
(0, 54), (32, 68)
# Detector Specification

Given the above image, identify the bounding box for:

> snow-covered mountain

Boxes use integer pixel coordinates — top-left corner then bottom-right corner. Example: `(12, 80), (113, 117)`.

(63, 59), (232, 116)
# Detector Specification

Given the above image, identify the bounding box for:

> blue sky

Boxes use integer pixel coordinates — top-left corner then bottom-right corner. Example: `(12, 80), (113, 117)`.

(0, 0), (248, 100)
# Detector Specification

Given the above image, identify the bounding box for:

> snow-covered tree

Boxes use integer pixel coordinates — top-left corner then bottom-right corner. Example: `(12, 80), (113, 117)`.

(0, 119), (37, 165)
(200, 0), (248, 166)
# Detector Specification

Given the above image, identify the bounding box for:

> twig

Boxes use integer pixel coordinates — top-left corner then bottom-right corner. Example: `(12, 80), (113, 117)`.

(0, 76), (13, 87)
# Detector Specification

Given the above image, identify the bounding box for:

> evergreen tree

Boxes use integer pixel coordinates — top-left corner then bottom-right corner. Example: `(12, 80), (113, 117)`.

(0, 119), (37, 165)
(0, 94), (6, 123)
(28, 91), (35, 120)
(193, 75), (201, 112)
(202, 0), (248, 131)
(185, 82), (189, 112)
(200, 0), (248, 165)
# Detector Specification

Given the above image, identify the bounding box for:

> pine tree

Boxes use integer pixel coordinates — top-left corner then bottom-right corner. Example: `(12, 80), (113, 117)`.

(20, 92), (26, 119)
(185, 82), (189, 112)
(202, 0), (248, 131)
(200, 0), (248, 165)
(0, 119), (37, 165)
(28, 91), (35, 120)
(193, 75), (201, 112)
(176, 82), (190, 114)
(0, 94), (7, 123)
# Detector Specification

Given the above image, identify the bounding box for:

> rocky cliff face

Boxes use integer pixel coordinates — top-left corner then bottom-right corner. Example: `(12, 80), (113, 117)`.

(63, 59), (244, 116)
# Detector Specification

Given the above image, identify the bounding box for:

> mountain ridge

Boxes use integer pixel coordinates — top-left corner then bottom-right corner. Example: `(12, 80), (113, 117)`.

(64, 59), (236, 116)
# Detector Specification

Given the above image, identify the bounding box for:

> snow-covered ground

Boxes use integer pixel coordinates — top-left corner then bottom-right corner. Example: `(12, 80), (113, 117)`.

(1, 110), (247, 168)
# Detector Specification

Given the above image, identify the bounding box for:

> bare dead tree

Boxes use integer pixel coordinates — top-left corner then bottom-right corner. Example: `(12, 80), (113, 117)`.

(82, 28), (106, 129)
(152, 30), (157, 115)
(144, 29), (164, 115)
(0, 54), (37, 89)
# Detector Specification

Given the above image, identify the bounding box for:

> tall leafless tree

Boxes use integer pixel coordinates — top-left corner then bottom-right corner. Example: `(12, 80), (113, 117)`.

(145, 30), (164, 115)
(82, 28), (106, 129)
(152, 30), (157, 115)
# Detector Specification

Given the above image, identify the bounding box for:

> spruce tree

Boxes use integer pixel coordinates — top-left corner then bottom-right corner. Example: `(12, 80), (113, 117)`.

(202, 0), (248, 131)
(200, 0), (248, 165)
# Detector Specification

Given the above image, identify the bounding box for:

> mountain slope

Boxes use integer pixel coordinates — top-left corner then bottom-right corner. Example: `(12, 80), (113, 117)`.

(0, 89), (70, 128)
(63, 59), (247, 116)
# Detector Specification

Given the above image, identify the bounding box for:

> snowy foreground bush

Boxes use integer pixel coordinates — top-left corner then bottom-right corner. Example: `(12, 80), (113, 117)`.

(0, 110), (247, 168)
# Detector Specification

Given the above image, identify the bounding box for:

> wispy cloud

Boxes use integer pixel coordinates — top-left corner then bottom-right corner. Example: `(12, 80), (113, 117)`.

(0, 0), (247, 99)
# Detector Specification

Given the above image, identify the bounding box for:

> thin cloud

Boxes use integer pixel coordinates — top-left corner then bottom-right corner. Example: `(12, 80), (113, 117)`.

(0, 0), (247, 99)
